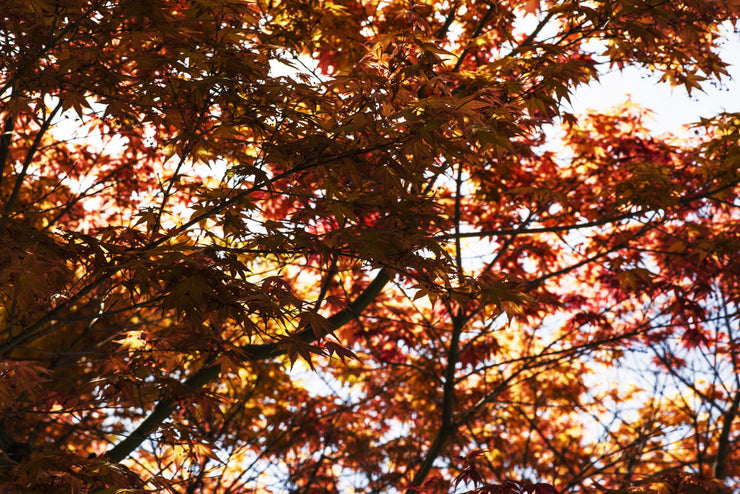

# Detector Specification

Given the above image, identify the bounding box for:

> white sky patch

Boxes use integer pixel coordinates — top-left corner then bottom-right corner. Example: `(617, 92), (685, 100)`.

(570, 25), (740, 132)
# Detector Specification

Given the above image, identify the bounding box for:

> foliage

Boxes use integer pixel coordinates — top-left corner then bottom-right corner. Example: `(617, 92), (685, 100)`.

(1, 0), (739, 492)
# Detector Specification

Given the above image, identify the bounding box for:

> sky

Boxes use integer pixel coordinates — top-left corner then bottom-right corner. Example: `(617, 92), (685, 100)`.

(568, 25), (740, 133)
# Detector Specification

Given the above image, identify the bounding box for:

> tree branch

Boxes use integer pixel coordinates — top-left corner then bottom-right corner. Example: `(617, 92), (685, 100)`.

(0, 139), (405, 357)
(713, 388), (740, 480)
(447, 163), (740, 240)
(407, 313), (464, 491)
(2, 100), (62, 216)
(0, 112), (15, 190)
(104, 268), (390, 463)
(452, 2), (497, 73)
(434, 0), (460, 40)
(449, 209), (641, 238)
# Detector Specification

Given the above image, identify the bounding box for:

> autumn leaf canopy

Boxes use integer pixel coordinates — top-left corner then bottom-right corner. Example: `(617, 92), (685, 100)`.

(1, 0), (739, 492)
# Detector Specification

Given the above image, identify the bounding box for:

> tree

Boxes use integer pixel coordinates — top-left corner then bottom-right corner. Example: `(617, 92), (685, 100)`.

(0, 0), (738, 492)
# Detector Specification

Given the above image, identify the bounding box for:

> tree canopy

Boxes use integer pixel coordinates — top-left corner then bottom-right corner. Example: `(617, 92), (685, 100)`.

(1, 0), (739, 492)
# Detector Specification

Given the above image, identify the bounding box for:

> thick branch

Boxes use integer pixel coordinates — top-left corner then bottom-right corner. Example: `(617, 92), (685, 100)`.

(506, 9), (557, 58)
(104, 269), (390, 463)
(407, 314), (464, 491)
(452, 3), (497, 73)
(0, 113), (15, 189)
(713, 388), (740, 480)
(434, 0), (460, 40)
(0, 140), (404, 357)
(3, 101), (62, 215)
(448, 167), (740, 240)
(148, 140), (406, 250)
(451, 210), (641, 238)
